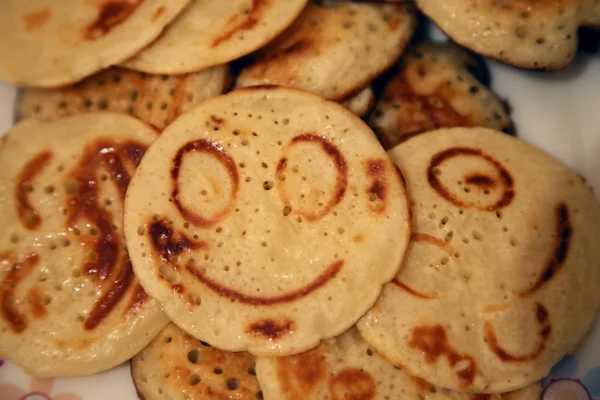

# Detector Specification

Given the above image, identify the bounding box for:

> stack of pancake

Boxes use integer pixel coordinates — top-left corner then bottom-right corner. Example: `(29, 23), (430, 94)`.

(0, 1), (598, 399)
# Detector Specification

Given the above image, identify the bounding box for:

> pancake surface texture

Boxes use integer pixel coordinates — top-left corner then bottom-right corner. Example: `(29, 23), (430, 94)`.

(369, 42), (512, 150)
(0, 0), (190, 87)
(132, 323), (262, 400)
(235, 2), (417, 101)
(0, 113), (168, 377)
(415, 0), (582, 70)
(121, 0), (308, 74)
(358, 127), (600, 392)
(16, 65), (231, 131)
(124, 86), (411, 356)
(256, 327), (542, 400)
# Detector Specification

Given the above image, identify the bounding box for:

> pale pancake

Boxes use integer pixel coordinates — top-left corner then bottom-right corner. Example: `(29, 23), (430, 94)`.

(256, 327), (542, 400)
(358, 127), (600, 393)
(0, 114), (168, 377)
(0, 0), (190, 87)
(582, 0), (600, 27)
(124, 86), (411, 356)
(369, 42), (512, 150)
(235, 2), (417, 101)
(132, 323), (262, 400)
(415, 0), (582, 70)
(121, 0), (308, 74)
(341, 86), (375, 117)
(16, 65), (231, 131)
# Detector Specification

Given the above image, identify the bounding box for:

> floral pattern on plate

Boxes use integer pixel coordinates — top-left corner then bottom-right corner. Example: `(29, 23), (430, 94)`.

(0, 376), (80, 400)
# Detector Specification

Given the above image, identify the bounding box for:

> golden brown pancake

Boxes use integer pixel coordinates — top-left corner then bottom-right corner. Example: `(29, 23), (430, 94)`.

(235, 2), (417, 101)
(121, 0), (309, 74)
(124, 86), (411, 357)
(358, 127), (600, 393)
(132, 323), (262, 400)
(369, 42), (512, 150)
(0, 113), (168, 377)
(0, 0), (190, 87)
(415, 0), (583, 70)
(15, 66), (231, 131)
(256, 327), (543, 400)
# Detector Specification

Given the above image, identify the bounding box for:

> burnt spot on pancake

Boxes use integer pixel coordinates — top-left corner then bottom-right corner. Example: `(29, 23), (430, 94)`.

(277, 133), (348, 222)
(392, 279), (435, 299)
(427, 147), (515, 211)
(65, 139), (148, 329)
(0, 252), (40, 333)
(211, 0), (271, 48)
(22, 8), (52, 32)
(84, 0), (144, 41)
(171, 283), (185, 294)
(521, 202), (572, 296)
(329, 368), (376, 400)
(150, 6), (165, 22)
(210, 114), (225, 126)
(171, 140), (239, 228)
(364, 159), (388, 213)
(483, 303), (551, 362)
(27, 287), (48, 319)
(186, 260), (343, 306)
(277, 345), (327, 399)
(149, 219), (208, 264)
(409, 324), (477, 388)
(125, 283), (149, 315)
(247, 318), (294, 340)
(15, 150), (53, 230)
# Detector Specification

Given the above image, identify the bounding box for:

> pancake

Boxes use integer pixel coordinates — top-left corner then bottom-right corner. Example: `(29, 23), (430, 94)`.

(582, 0), (600, 27)
(341, 86), (375, 117)
(15, 65), (231, 131)
(369, 42), (512, 150)
(256, 327), (542, 400)
(132, 323), (262, 400)
(124, 86), (411, 357)
(235, 2), (417, 101)
(0, 0), (190, 87)
(415, 0), (582, 70)
(120, 0), (308, 74)
(0, 113), (168, 377)
(357, 127), (600, 393)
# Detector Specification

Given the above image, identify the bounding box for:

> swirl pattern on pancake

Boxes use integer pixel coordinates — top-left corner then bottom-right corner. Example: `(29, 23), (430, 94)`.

(124, 86), (411, 356)
(0, 113), (168, 377)
(358, 127), (600, 393)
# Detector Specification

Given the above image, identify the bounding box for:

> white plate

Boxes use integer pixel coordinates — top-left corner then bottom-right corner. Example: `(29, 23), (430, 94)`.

(0, 47), (599, 400)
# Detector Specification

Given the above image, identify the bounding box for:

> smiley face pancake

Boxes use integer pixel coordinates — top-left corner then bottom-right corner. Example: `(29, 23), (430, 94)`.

(357, 127), (600, 393)
(0, 113), (168, 377)
(123, 86), (411, 357)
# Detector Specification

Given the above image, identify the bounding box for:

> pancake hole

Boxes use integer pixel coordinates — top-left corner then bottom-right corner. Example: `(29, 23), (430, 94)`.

(62, 238), (70, 247)
(76, 314), (85, 322)
(283, 206), (292, 216)
(277, 140), (282, 146)
(137, 226), (145, 236)
(515, 25), (528, 38)
(472, 231), (484, 241)
(216, 227), (222, 233)
(367, 349), (374, 356)
(503, 226), (509, 232)
(510, 237), (519, 246)
(459, 209), (464, 215)
(484, 189), (491, 195)
(245, 177), (252, 183)
(189, 375), (201, 386)
(445, 231), (454, 242)
(261, 241), (268, 247)
(248, 364), (256, 375)
(464, 187), (471, 193)
(43, 295), (52, 305)
(214, 367), (223, 375)
(368, 193), (378, 202)
(241, 139), (249, 146)
(263, 181), (274, 190)
(164, 372), (170, 379)
(440, 217), (449, 225)
(201, 341), (211, 347)
(201, 189), (208, 196)
(283, 118), (290, 125)
(72, 269), (81, 278)
(465, 325), (470, 331)
(455, 253), (460, 258)
(9, 233), (19, 244)
(217, 242), (224, 248)
(297, 216), (303, 223)
(165, 336), (172, 343)
(239, 162), (246, 168)
(224, 265), (230, 271)
(256, 392), (264, 399)
(38, 273), (47, 282)
(429, 213), (436, 219)
(337, 227), (345, 235)
(157, 388), (163, 394)
(44, 185), (55, 194)
(64, 179), (79, 194)
(90, 228), (98, 236)
(227, 378), (240, 390)
(496, 211), (503, 219)
(187, 349), (202, 364)
(441, 257), (449, 265)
